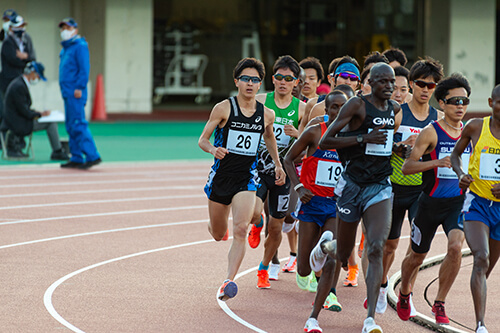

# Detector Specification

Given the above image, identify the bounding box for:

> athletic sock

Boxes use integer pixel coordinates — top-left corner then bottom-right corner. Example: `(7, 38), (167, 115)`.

(381, 281), (388, 288)
(315, 275), (320, 283)
(255, 217), (264, 228)
(258, 262), (269, 271)
(400, 291), (410, 298)
(290, 252), (297, 257)
(330, 288), (337, 295)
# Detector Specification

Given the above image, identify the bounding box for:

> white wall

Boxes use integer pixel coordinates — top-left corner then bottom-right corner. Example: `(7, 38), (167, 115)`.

(104, 0), (153, 113)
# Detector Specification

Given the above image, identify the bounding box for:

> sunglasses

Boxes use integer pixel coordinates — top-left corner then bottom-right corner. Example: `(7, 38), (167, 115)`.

(237, 75), (261, 84)
(273, 74), (296, 82)
(413, 80), (437, 89)
(443, 96), (470, 105)
(336, 72), (359, 82)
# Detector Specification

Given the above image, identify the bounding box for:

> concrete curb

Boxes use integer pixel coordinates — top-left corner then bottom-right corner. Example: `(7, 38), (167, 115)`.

(387, 248), (473, 333)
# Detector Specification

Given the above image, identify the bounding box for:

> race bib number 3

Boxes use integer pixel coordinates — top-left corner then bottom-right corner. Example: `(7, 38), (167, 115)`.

(365, 129), (394, 156)
(437, 152), (470, 179)
(479, 153), (500, 180)
(315, 160), (343, 187)
(226, 130), (261, 156)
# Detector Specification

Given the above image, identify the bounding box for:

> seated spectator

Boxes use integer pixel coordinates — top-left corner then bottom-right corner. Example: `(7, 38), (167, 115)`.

(1, 61), (68, 159)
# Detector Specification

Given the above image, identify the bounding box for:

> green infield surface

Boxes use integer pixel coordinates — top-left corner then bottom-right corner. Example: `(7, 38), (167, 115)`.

(0, 122), (212, 165)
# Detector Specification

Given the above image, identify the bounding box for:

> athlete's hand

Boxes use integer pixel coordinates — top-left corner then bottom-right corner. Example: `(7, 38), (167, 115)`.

(392, 143), (411, 158)
(211, 147), (228, 160)
(364, 125), (387, 144)
(297, 187), (314, 204)
(491, 183), (500, 199)
(74, 89), (82, 99)
(274, 166), (286, 185)
(284, 124), (298, 138)
(458, 173), (474, 190)
(436, 155), (452, 168)
(401, 134), (418, 147)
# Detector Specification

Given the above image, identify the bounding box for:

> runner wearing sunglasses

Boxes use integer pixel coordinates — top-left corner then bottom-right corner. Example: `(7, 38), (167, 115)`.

(398, 73), (472, 325)
(379, 57), (445, 315)
(198, 58), (285, 301)
(246, 55), (306, 290)
(450, 84), (500, 333)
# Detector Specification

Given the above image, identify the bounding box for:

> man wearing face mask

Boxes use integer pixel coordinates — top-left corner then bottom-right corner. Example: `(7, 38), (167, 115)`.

(1, 61), (68, 159)
(58, 17), (101, 169)
(0, 13), (36, 121)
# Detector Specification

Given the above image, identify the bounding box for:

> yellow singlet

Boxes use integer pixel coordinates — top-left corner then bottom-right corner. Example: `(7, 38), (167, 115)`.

(469, 116), (500, 201)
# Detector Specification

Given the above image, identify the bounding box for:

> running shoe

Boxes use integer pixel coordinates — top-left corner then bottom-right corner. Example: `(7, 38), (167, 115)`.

(296, 273), (309, 291)
(282, 256), (297, 273)
(295, 220), (299, 233)
(308, 272), (318, 293)
(362, 317), (382, 333)
(310, 231), (334, 272)
(269, 263), (280, 281)
(248, 212), (265, 248)
(358, 232), (365, 258)
(222, 228), (229, 241)
(476, 326), (489, 333)
(409, 292), (417, 317)
(362, 284), (388, 314)
(304, 317), (322, 333)
(431, 301), (450, 325)
(282, 220), (296, 233)
(397, 292), (411, 321)
(217, 279), (238, 301)
(257, 269), (270, 289)
(343, 264), (359, 287)
(323, 292), (342, 312)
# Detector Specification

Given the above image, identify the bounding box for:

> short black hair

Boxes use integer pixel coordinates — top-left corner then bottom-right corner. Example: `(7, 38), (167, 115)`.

(334, 55), (360, 74)
(394, 66), (410, 82)
(299, 57), (324, 82)
(360, 67), (370, 84)
(273, 55), (301, 78)
(363, 51), (389, 70)
(333, 84), (355, 98)
(328, 57), (343, 75)
(233, 58), (265, 80)
(382, 47), (408, 66)
(409, 56), (444, 83)
(434, 73), (471, 102)
(325, 90), (347, 107)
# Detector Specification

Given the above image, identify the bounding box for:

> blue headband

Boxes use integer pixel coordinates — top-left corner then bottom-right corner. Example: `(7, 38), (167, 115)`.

(334, 63), (360, 78)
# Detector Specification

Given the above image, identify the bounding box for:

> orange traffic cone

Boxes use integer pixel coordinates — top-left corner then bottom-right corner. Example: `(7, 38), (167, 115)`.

(91, 74), (107, 120)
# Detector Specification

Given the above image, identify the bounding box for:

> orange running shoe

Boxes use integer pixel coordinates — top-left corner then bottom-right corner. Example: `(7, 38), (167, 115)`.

(256, 269), (271, 289)
(248, 212), (265, 248)
(358, 233), (365, 258)
(222, 228), (229, 241)
(343, 264), (359, 287)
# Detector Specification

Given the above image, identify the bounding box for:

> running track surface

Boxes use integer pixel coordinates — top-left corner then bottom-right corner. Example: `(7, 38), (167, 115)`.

(0, 161), (497, 332)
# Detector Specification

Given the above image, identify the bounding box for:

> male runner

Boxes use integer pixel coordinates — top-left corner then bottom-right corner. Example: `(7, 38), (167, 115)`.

(450, 84), (500, 333)
(397, 73), (471, 324)
(247, 55), (305, 289)
(320, 63), (402, 333)
(382, 47), (408, 68)
(198, 58), (285, 301)
(379, 57), (444, 313)
(299, 56), (324, 100)
(391, 66), (410, 105)
(284, 91), (347, 333)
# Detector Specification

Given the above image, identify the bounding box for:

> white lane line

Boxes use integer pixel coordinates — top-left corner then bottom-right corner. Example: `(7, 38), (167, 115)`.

(0, 219), (210, 250)
(44, 238), (216, 333)
(0, 194), (205, 211)
(0, 176), (206, 189)
(0, 185), (200, 199)
(0, 205), (206, 226)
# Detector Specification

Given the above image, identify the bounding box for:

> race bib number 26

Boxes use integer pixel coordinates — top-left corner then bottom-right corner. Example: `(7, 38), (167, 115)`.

(226, 130), (261, 156)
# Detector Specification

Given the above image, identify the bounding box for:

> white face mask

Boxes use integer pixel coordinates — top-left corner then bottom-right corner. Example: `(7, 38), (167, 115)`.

(30, 77), (39, 86)
(2, 21), (10, 32)
(60, 29), (75, 41)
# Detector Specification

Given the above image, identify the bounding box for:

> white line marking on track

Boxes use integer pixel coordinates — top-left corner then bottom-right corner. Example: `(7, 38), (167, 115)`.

(0, 205), (206, 226)
(0, 194), (205, 211)
(44, 238), (216, 333)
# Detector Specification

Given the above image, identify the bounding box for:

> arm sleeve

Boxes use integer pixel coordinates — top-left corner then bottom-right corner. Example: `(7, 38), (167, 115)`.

(11, 86), (40, 120)
(74, 43), (90, 90)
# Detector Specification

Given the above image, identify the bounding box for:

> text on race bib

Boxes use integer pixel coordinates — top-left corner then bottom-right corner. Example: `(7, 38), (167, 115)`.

(226, 130), (261, 156)
(315, 160), (343, 187)
(437, 152), (470, 179)
(479, 153), (500, 180)
(365, 129), (394, 156)
(273, 123), (291, 148)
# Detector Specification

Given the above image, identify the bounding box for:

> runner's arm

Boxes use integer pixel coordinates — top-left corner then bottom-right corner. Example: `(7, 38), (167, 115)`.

(298, 97), (318, 134)
(451, 119), (481, 190)
(401, 125), (443, 175)
(262, 107), (286, 185)
(198, 101), (229, 160)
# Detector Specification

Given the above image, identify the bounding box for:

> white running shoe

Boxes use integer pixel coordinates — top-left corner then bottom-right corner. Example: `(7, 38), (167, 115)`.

(376, 285), (388, 314)
(476, 326), (488, 333)
(269, 263), (280, 281)
(282, 256), (297, 273)
(309, 231), (334, 272)
(362, 317), (383, 333)
(282, 220), (296, 233)
(304, 317), (322, 333)
(409, 293), (417, 317)
(295, 221), (299, 233)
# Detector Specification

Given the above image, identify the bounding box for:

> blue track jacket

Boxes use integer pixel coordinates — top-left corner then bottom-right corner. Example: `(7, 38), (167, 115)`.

(59, 36), (90, 101)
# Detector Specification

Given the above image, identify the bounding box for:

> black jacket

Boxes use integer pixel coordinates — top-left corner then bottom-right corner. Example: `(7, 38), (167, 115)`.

(0, 34), (36, 93)
(1, 75), (41, 136)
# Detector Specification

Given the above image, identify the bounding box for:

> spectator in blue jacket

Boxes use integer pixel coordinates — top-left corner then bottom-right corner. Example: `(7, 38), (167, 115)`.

(58, 17), (101, 169)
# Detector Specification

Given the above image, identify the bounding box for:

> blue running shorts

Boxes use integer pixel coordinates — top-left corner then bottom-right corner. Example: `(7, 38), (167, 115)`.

(461, 192), (500, 241)
(292, 195), (337, 227)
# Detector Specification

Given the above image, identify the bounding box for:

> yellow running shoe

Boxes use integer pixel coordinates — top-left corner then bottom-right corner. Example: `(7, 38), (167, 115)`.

(324, 292), (342, 312)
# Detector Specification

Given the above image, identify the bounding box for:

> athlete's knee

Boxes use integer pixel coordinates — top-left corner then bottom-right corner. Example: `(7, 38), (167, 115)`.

(232, 221), (248, 240)
(267, 219), (283, 237)
(366, 239), (384, 261)
(208, 225), (226, 241)
(472, 250), (490, 272)
(447, 241), (464, 262)
(407, 251), (426, 267)
(384, 238), (399, 255)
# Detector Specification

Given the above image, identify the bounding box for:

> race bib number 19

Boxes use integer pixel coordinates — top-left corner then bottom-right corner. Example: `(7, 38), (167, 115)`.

(479, 153), (500, 180)
(315, 160), (343, 187)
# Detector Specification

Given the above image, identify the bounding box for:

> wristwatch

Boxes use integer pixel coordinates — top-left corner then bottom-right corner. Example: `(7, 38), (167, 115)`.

(356, 134), (364, 144)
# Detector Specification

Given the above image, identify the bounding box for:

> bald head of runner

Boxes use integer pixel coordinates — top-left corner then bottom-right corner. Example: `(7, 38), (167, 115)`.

(368, 63), (395, 101)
